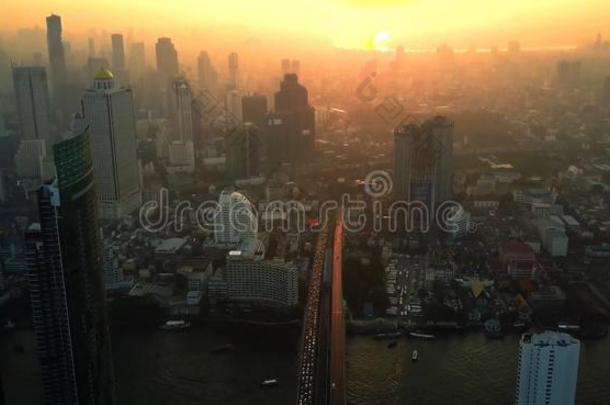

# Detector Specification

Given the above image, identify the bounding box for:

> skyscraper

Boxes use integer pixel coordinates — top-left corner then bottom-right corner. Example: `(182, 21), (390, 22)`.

(226, 123), (260, 180)
(14, 139), (53, 182)
(225, 89), (244, 125)
(155, 37), (179, 80)
(197, 51), (218, 94)
(74, 68), (141, 220)
(515, 332), (580, 405)
(26, 127), (115, 405)
(129, 42), (145, 79)
(281, 58), (291, 75)
(110, 34), (126, 70)
(228, 52), (239, 90)
(280, 59), (300, 76)
(45, 14), (67, 95)
(291, 60), (300, 76)
(171, 78), (194, 143)
(241, 93), (268, 131)
(394, 116), (454, 211)
(269, 74), (315, 165)
(12, 66), (54, 148)
(167, 78), (195, 173)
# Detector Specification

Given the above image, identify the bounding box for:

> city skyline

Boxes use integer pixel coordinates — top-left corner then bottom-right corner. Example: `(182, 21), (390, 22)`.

(3, 1), (610, 54)
(1, 3), (610, 405)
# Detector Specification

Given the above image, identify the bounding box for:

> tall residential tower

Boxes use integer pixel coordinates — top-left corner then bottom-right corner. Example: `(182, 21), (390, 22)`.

(515, 332), (580, 405)
(12, 66), (54, 148)
(74, 69), (141, 220)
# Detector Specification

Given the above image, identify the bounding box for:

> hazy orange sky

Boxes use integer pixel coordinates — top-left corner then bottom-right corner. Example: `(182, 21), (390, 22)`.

(4, 0), (610, 50)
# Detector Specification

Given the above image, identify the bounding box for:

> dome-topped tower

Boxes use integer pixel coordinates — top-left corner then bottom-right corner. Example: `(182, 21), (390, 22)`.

(94, 68), (115, 90)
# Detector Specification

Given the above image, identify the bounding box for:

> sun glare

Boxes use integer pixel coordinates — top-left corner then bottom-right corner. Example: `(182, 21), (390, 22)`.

(370, 31), (391, 52)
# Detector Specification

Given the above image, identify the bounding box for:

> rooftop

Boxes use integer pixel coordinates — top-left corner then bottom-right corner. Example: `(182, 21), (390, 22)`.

(94, 68), (114, 81)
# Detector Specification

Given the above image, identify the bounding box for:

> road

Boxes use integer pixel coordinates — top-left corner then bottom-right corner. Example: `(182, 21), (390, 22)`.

(329, 217), (346, 405)
(296, 226), (330, 405)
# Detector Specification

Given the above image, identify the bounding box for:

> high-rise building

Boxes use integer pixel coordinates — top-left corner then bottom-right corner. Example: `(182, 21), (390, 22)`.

(167, 78), (195, 173)
(73, 68), (141, 220)
(394, 116), (454, 211)
(12, 66), (54, 149)
(281, 58), (291, 75)
(214, 190), (258, 255)
(515, 332), (580, 405)
(291, 60), (300, 76)
(110, 34), (126, 70)
(103, 239), (125, 290)
(225, 89), (244, 126)
(168, 141), (195, 174)
(155, 37), (179, 80)
(0, 49), (11, 94)
(128, 42), (145, 79)
(241, 93), (268, 131)
(280, 59), (300, 76)
(226, 123), (260, 180)
(197, 51), (218, 94)
(45, 14), (67, 95)
(228, 52), (239, 90)
(268, 74), (315, 166)
(171, 78), (194, 143)
(26, 127), (115, 405)
(225, 252), (298, 309)
(14, 139), (53, 182)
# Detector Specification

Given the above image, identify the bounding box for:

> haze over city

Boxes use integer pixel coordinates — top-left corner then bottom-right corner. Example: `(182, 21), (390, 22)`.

(4, 0), (610, 52)
(1, 1), (610, 405)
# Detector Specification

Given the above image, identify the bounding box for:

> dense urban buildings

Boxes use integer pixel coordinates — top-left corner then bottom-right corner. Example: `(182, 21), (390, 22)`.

(2, 4), (610, 405)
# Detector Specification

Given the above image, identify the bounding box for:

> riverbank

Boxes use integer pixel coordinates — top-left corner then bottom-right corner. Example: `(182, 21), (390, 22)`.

(347, 332), (610, 405)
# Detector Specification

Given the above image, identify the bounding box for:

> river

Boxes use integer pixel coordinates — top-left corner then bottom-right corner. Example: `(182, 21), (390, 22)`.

(2, 327), (609, 404)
